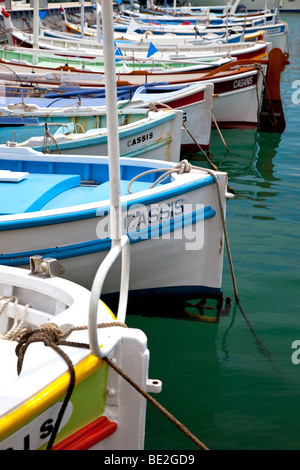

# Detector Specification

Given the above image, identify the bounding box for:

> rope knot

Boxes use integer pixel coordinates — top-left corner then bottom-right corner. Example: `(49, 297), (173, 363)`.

(175, 159), (192, 174)
(18, 322), (63, 346)
(148, 102), (158, 113)
(15, 323), (64, 375)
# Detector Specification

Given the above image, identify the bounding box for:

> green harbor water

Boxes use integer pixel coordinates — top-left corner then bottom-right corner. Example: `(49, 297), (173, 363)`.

(126, 13), (300, 450)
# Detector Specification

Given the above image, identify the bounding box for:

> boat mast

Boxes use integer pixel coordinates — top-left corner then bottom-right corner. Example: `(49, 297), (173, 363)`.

(88, 0), (129, 357)
(96, 0), (102, 44)
(33, 0), (39, 64)
(102, 0), (122, 245)
(80, 0), (85, 39)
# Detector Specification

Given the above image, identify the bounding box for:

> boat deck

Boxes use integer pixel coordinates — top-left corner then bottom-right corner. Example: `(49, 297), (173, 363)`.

(0, 170), (154, 214)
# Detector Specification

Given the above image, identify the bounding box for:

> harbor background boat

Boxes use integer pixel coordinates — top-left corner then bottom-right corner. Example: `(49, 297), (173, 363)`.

(190, 0), (300, 12)
(124, 12), (300, 450)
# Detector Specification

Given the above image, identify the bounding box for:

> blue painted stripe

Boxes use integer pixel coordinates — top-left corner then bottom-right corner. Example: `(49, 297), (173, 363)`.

(0, 175), (215, 230)
(0, 206), (215, 265)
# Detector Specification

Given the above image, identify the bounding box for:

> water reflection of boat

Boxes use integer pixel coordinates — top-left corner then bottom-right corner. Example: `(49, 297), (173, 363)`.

(255, 131), (282, 183)
(202, 129), (282, 223)
(206, 129), (282, 184)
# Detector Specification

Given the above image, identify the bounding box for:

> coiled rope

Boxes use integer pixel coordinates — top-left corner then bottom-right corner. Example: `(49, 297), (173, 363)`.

(0, 296), (30, 341)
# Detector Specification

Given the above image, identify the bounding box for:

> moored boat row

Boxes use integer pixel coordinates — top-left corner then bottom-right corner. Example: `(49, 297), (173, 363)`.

(0, 0), (290, 451)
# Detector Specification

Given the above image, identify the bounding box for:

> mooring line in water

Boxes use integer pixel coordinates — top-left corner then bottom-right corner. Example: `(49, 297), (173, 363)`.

(148, 100), (218, 170)
(181, 121), (218, 170)
(159, 161), (280, 371)
(212, 176), (282, 374)
(212, 112), (229, 152)
(104, 356), (209, 450)
(127, 160), (276, 370)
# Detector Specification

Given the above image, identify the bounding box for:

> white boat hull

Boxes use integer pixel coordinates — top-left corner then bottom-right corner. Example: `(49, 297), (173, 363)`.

(190, 0), (300, 12)
(7, 108), (183, 162)
(211, 68), (264, 127)
(0, 265), (159, 450)
(125, 83), (214, 151)
(123, 67), (264, 128)
(0, 152), (229, 302)
(0, 62), (266, 129)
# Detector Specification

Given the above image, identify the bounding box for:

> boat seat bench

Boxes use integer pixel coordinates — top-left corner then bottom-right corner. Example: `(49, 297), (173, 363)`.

(0, 172), (154, 214)
(0, 173), (81, 215)
(79, 179), (152, 204)
(43, 179), (154, 209)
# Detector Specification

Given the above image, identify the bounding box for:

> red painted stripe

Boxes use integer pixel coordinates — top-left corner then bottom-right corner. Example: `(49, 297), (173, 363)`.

(11, 34), (32, 48)
(52, 416), (117, 451)
(232, 45), (267, 60)
(155, 90), (204, 109)
(165, 89), (205, 108)
(213, 73), (257, 94)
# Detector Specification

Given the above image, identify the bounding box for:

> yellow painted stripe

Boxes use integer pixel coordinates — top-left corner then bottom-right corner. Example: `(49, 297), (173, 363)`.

(244, 31), (265, 39)
(254, 52), (268, 59)
(0, 353), (105, 440)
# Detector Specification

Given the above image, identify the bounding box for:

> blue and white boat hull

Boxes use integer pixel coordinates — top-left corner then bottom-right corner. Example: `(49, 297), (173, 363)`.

(0, 150), (230, 302)
(2, 108), (183, 163)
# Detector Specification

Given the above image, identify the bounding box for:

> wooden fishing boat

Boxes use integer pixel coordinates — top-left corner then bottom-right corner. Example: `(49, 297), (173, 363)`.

(0, 1), (163, 450)
(0, 60), (268, 129)
(111, 7), (287, 49)
(102, 48), (288, 131)
(0, 107), (183, 162)
(124, 0), (273, 20)
(0, 36), (238, 69)
(119, 82), (214, 152)
(1, 8), (271, 60)
(114, 9), (278, 34)
(5, 26), (271, 61)
(0, 50), (235, 81)
(0, 81), (214, 154)
(0, 150), (230, 307)
(0, 262), (160, 450)
(28, 30), (268, 59)
(0, 45), (288, 130)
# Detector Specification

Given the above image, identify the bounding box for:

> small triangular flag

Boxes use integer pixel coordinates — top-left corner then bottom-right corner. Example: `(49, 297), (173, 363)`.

(147, 42), (158, 59)
(121, 62), (130, 73)
(39, 11), (47, 20)
(126, 18), (139, 34)
(115, 47), (123, 62)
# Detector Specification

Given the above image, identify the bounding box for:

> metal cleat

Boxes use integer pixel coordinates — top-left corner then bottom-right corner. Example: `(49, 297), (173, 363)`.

(29, 255), (65, 278)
